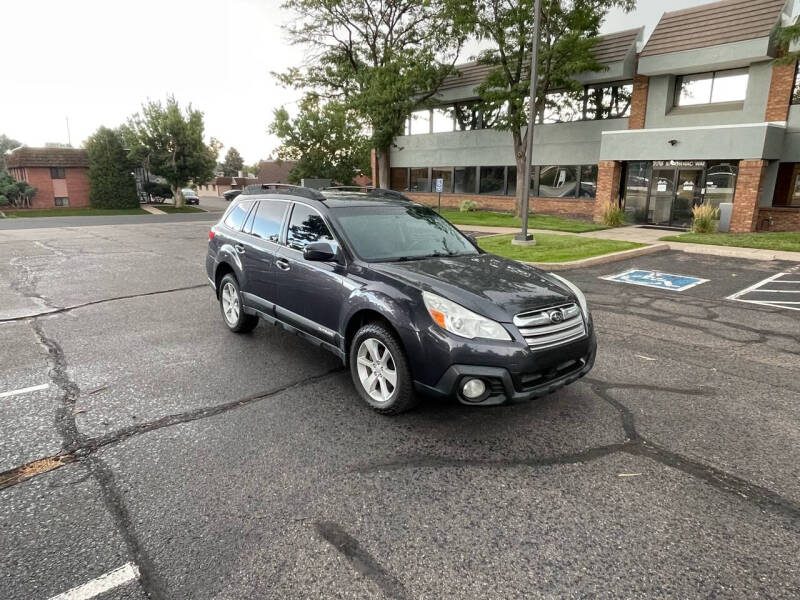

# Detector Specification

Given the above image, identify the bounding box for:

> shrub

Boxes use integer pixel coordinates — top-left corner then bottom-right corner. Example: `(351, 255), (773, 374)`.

(691, 203), (719, 234)
(86, 126), (139, 209)
(601, 201), (626, 227)
(460, 199), (478, 212)
(143, 181), (173, 199)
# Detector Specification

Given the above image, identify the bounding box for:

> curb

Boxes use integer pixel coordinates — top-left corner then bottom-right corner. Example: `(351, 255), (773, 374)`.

(523, 243), (670, 271)
(665, 242), (800, 263)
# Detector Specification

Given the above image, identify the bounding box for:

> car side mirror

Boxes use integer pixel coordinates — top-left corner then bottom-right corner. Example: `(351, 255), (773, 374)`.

(303, 240), (337, 262)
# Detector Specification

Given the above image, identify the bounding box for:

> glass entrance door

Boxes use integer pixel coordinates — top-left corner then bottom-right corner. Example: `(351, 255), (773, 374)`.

(672, 169), (703, 228)
(646, 167), (703, 228)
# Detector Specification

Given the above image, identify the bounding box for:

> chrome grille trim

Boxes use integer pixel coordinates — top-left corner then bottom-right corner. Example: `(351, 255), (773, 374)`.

(514, 303), (586, 349)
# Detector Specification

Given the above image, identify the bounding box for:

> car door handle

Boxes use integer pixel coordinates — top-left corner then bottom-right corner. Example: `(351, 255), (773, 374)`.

(276, 258), (290, 271)
(235, 244), (246, 254)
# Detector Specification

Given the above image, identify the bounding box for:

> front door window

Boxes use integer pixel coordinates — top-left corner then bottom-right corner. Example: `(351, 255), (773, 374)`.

(650, 169), (676, 226)
(672, 170), (703, 229)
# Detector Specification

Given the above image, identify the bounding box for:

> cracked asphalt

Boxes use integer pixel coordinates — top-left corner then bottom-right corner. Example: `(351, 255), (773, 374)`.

(1, 220), (799, 599)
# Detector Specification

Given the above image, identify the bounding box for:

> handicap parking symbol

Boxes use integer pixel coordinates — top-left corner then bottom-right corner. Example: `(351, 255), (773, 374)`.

(601, 269), (709, 292)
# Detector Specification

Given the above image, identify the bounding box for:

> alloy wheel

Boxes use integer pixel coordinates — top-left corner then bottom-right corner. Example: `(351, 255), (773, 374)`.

(356, 338), (397, 403)
(221, 282), (240, 326)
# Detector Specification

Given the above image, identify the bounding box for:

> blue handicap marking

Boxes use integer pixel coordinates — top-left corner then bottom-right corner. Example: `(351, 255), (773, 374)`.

(602, 269), (709, 292)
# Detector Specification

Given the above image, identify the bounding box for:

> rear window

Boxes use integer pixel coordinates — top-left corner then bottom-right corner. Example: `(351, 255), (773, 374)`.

(223, 200), (254, 231)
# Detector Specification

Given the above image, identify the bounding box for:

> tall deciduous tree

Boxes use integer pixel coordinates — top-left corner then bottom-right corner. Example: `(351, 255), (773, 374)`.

(278, 0), (470, 188)
(222, 147), (245, 176)
(85, 126), (139, 209)
(0, 134), (23, 172)
(269, 95), (371, 185)
(776, 16), (800, 64)
(122, 97), (219, 206)
(469, 0), (635, 215)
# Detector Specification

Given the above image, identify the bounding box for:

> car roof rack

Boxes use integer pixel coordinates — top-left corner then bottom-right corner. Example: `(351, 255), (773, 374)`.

(242, 183), (326, 201)
(320, 186), (413, 203)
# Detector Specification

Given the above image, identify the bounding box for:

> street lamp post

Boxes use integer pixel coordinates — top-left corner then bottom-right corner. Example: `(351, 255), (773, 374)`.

(513, 0), (542, 246)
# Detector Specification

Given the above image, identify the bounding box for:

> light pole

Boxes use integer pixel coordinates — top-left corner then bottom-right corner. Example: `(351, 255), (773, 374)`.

(513, 0), (542, 246)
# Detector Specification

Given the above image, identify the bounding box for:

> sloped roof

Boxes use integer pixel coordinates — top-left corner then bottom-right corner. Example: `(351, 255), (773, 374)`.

(5, 146), (88, 168)
(440, 28), (642, 92)
(641, 0), (786, 58)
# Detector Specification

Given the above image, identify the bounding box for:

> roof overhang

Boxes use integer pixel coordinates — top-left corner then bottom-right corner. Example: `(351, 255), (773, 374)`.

(637, 37), (775, 77)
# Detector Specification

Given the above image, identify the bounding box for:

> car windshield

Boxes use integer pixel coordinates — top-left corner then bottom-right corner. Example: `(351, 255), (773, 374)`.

(331, 204), (478, 262)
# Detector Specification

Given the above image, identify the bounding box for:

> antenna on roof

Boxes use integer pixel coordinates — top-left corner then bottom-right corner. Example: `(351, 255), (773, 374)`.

(65, 116), (72, 147)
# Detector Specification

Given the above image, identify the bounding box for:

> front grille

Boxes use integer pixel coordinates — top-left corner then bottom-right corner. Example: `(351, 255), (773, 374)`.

(513, 303), (586, 350)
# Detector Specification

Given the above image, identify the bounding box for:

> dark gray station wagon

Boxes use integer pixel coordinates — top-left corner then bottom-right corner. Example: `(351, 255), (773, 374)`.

(206, 186), (596, 414)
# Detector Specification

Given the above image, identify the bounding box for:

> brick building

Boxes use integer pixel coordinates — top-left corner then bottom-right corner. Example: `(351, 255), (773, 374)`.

(5, 147), (90, 209)
(382, 0), (800, 233)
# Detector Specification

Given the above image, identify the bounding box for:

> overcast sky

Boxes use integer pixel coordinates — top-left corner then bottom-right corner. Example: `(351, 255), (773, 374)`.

(1, 0), (725, 163)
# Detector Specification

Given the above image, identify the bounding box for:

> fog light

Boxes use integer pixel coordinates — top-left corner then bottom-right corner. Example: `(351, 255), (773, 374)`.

(462, 378), (486, 400)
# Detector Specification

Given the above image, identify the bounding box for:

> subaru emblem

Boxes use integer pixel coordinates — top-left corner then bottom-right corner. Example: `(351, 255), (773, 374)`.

(549, 310), (564, 324)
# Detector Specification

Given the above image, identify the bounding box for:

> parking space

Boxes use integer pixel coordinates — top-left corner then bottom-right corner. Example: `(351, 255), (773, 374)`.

(1, 222), (799, 599)
(728, 270), (800, 311)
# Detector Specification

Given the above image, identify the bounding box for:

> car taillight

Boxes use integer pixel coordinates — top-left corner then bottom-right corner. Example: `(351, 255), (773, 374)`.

(208, 230), (215, 240)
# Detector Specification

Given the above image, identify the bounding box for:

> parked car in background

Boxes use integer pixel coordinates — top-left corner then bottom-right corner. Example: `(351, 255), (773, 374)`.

(223, 189), (242, 202)
(182, 188), (200, 205)
(206, 187), (596, 415)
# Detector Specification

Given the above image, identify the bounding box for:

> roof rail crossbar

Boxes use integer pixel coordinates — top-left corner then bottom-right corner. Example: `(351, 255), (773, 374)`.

(367, 189), (413, 202)
(322, 185), (375, 192)
(243, 183), (326, 201)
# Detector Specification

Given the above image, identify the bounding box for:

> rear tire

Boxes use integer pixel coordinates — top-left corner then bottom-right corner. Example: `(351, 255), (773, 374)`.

(349, 322), (418, 415)
(219, 274), (258, 333)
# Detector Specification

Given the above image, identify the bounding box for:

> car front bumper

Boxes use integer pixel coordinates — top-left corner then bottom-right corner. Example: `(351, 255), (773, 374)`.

(412, 324), (597, 406)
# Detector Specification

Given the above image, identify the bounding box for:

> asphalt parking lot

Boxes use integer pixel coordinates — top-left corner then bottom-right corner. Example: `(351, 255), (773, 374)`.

(1, 219), (799, 599)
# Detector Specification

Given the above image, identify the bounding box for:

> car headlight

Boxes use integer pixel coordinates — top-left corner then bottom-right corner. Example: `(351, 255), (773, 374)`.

(548, 273), (589, 317)
(422, 291), (510, 341)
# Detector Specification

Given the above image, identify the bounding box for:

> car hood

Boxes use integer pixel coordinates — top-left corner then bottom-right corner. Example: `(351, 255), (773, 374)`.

(369, 253), (574, 322)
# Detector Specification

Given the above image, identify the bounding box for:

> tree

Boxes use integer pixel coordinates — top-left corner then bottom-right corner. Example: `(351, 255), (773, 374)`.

(0, 134), (22, 172)
(269, 95), (371, 185)
(222, 146), (244, 176)
(85, 126), (139, 209)
(469, 0), (635, 215)
(776, 16), (800, 64)
(122, 97), (219, 207)
(278, 0), (470, 188)
(0, 171), (36, 208)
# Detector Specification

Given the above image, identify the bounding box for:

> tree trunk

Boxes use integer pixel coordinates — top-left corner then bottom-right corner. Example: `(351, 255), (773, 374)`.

(513, 130), (527, 218)
(376, 148), (390, 189)
(173, 186), (184, 208)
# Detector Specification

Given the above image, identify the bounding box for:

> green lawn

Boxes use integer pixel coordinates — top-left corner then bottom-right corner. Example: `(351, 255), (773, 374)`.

(0, 207), (148, 218)
(478, 233), (644, 263)
(661, 232), (800, 253)
(440, 210), (607, 233)
(156, 205), (206, 213)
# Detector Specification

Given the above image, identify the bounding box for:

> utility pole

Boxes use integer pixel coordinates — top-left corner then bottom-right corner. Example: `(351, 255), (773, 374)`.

(513, 0), (541, 246)
(65, 116), (72, 147)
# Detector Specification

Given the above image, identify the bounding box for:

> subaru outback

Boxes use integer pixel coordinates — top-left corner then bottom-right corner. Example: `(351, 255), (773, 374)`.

(206, 186), (596, 414)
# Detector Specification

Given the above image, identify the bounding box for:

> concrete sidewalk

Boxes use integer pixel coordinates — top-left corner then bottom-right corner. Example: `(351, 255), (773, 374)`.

(457, 224), (800, 263)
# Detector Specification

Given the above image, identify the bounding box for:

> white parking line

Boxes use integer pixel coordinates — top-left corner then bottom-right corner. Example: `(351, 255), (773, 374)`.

(0, 383), (49, 399)
(727, 273), (800, 312)
(726, 273), (785, 301)
(48, 563), (140, 600)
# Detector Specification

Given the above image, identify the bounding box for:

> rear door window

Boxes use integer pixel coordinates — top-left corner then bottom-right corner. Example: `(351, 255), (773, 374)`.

(223, 200), (254, 231)
(250, 200), (288, 242)
(286, 203), (335, 250)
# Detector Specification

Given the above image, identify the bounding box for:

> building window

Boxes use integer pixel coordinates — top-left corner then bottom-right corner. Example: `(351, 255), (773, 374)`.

(431, 109), (454, 133)
(507, 166), (517, 196)
(431, 168), (453, 193)
(704, 161), (738, 208)
(453, 103), (480, 131)
(390, 168), (408, 191)
(454, 167), (477, 194)
(479, 166), (505, 195)
(792, 63), (800, 105)
(50, 167), (66, 179)
(406, 110), (431, 135)
(409, 168), (430, 192)
(54, 197), (69, 207)
(579, 165), (598, 198)
(772, 163), (800, 206)
(623, 161), (651, 223)
(537, 165), (579, 198)
(675, 68), (748, 107)
(541, 82), (633, 123)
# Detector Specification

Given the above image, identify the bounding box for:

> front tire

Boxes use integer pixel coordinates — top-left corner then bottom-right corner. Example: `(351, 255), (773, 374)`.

(349, 322), (418, 415)
(219, 274), (258, 333)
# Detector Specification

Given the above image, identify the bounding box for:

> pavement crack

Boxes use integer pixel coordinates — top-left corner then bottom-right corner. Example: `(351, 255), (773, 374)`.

(87, 454), (168, 599)
(31, 318), (81, 449)
(314, 521), (408, 600)
(0, 367), (346, 491)
(0, 284), (208, 323)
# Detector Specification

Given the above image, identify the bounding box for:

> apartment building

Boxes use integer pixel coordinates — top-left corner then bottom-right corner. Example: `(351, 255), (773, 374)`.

(385, 0), (800, 232)
(5, 147), (90, 209)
